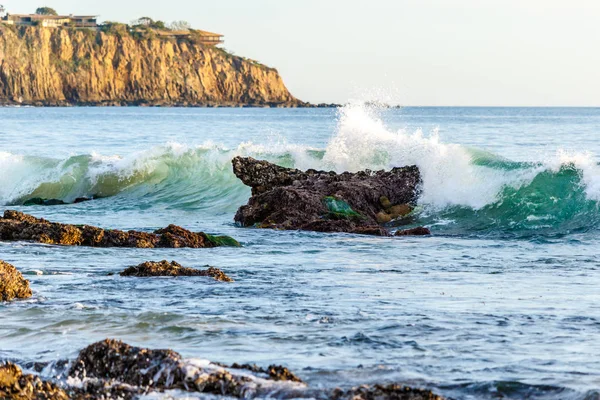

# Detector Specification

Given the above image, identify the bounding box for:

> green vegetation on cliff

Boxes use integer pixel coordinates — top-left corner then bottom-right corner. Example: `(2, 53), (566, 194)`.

(0, 25), (302, 107)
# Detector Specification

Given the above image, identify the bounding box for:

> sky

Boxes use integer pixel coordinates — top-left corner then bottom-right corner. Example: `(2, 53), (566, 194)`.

(4, 0), (600, 106)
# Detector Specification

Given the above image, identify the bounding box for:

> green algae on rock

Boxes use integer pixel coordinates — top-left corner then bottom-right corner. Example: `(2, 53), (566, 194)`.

(120, 260), (233, 282)
(324, 196), (364, 220)
(0, 261), (32, 302)
(0, 210), (239, 249)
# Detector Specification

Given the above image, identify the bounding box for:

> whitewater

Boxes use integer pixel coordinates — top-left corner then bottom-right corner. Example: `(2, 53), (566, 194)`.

(1, 105), (600, 399)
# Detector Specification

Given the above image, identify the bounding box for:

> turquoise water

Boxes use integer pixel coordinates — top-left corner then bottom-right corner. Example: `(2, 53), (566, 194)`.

(1, 105), (600, 399)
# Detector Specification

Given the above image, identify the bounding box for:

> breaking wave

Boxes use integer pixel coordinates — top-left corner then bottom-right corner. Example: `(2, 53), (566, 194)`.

(2, 102), (600, 237)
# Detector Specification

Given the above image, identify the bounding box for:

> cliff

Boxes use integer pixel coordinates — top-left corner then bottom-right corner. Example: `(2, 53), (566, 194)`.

(0, 25), (303, 107)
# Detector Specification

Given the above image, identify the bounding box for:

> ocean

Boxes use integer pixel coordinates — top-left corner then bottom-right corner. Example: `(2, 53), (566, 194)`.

(1, 105), (599, 399)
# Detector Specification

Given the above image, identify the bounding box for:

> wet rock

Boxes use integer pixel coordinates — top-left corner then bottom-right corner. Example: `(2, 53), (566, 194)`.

(70, 339), (186, 389)
(331, 384), (444, 400)
(68, 339), (303, 398)
(120, 260), (233, 282)
(0, 362), (69, 400)
(232, 157), (422, 236)
(22, 198), (67, 206)
(0, 261), (33, 302)
(230, 363), (303, 383)
(21, 197), (95, 207)
(7, 339), (444, 399)
(0, 211), (240, 248)
(395, 227), (431, 236)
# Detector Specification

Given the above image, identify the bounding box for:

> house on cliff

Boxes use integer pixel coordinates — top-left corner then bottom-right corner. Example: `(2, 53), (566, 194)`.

(155, 29), (224, 45)
(1, 14), (98, 28)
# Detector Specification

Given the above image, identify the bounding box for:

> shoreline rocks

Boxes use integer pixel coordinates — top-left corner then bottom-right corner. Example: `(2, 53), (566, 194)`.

(0, 363), (69, 400)
(120, 260), (233, 282)
(0, 210), (240, 248)
(232, 157), (429, 236)
(64, 339), (443, 399)
(0, 261), (32, 302)
(1, 339), (444, 399)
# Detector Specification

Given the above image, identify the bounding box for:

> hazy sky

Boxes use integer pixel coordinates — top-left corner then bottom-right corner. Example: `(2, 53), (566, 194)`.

(4, 0), (600, 106)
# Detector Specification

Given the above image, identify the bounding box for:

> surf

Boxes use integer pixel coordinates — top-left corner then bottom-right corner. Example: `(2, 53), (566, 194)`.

(2, 103), (599, 237)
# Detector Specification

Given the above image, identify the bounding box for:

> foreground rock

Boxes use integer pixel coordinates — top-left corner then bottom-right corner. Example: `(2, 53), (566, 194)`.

(233, 157), (424, 236)
(0, 261), (32, 302)
(120, 260), (233, 282)
(64, 339), (443, 399)
(0, 211), (240, 248)
(69, 339), (306, 398)
(0, 340), (443, 399)
(0, 363), (69, 400)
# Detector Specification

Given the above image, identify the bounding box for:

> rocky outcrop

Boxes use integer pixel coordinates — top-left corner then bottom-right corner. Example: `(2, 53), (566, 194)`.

(232, 157), (424, 236)
(0, 210), (240, 248)
(64, 339), (443, 399)
(69, 339), (306, 398)
(120, 260), (233, 282)
(0, 261), (32, 302)
(0, 25), (302, 107)
(0, 363), (69, 400)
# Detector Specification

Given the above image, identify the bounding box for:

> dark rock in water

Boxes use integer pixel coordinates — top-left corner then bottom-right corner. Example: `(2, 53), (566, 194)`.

(232, 157), (422, 236)
(70, 339), (186, 389)
(395, 227), (431, 236)
(0, 363), (69, 399)
(120, 260), (234, 282)
(0, 260), (32, 302)
(22, 197), (95, 206)
(331, 384), (444, 400)
(68, 339), (304, 398)
(22, 197), (67, 206)
(230, 363), (303, 382)
(0, 210), (241, 248)
(5, 339), (444, 399)
(73, 197), (94, 204)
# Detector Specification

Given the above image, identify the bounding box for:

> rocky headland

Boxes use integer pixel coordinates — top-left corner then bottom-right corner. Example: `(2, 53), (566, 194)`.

(0, 25), (302, 107)
(0, 210), (240, 248)
(0, 339), (444, 399)
(232, 157), (430, 236)
(120, 260), (233, 282)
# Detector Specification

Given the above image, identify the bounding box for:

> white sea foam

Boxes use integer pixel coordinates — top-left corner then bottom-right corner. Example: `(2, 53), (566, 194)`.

(321, 102), (532, 209)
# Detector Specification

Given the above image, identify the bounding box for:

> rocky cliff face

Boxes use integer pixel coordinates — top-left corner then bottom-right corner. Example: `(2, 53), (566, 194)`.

(0, 25), (303, 106)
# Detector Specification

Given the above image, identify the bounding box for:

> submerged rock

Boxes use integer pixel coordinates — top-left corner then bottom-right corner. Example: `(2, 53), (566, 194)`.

(0, 362), (69, 400)
(21, 197), (95, 207)
(230, 363), (303, 383)
(331, 384), (444, 400)
(395, 227), (431, 236)
(232, 157), (422, 236)
(0, 261), (33, 302)
(0, 211), (240, 248)
(120, 260), (233, 282)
